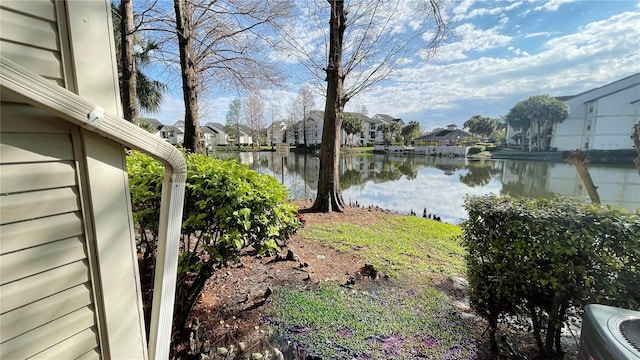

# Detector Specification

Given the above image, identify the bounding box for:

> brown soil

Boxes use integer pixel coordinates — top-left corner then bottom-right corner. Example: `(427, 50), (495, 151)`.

(175, 201), (578, 359)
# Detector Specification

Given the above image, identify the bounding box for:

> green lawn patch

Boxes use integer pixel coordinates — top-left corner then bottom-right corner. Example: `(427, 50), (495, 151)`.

(298, 214), (465, 277)
(263, 214), (471, 358)
(341, 146), (375, 153)
(265, 285), (476, 359)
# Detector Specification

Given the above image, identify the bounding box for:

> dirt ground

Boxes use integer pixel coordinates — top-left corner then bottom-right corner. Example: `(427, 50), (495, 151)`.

(176, 201), (578, 359)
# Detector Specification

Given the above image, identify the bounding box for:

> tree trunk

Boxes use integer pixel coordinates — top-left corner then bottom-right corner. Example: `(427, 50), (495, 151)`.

(175, 0), (201, 154)
(303, 120), (308, 148)
(563, 150), (601, 204)
(632, 122), (640, 176)
(536, 120), (542, 152)
(309, 0), (347, 213)
(236, 123), (241, 150)
(528, 121), (533, 152)
(120, 0), (137, 122)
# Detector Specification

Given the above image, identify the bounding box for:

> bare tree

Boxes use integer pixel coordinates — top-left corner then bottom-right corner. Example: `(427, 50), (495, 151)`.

(287, 0), (448, 212)
(267, 103), (282, 147)
(243, 92), (265, 149)
(173, 0), (201, 153)
(148, 0), (293, 153)
(225, 98), (243, 150)
(296, 85), (316, 148)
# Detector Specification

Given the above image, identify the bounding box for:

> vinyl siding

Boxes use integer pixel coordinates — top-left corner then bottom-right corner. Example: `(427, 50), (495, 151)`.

(0, 104), (101, 358)
(0, 0), (66, 86)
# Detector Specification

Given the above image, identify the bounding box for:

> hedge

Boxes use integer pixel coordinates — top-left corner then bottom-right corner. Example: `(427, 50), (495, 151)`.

(467, 145), (486, 155)
(127, 151), (301, 336)
(462, 195), (639, 356)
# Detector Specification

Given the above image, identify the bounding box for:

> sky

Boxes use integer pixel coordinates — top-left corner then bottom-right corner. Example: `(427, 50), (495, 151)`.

(143, 0), (640, 133)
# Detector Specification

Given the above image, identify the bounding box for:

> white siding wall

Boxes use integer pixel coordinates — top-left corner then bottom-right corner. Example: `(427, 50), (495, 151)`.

(0, 2), (102, 358)
(1, 0), (148, 358)
(551, 74), (639, 150)
(0, 105), (102, 359)
(0, 1), (69, 87)
(592, 86), (638, 150)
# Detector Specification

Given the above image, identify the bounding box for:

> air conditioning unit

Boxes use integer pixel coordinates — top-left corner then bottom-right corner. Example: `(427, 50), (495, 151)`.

(578, 304), (640, 360)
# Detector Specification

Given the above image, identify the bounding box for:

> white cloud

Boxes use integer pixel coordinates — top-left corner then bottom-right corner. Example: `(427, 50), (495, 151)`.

(508, 46), (530, 56)
(533, 0), (577, 12)
(452, 0), (478, 17)
(424, 23), (512, 61)
(452, 1), (524, 22)
(524, 31), (553, 38)
(350, 10), (640, 128)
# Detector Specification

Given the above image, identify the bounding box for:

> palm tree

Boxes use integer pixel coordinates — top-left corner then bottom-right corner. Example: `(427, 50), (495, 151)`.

(505, 95), (569, 152)
(111, 3), (166, 116)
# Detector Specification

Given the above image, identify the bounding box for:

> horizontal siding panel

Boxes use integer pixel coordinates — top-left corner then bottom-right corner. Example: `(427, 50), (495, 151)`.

(0, 7), (59, 51)
(1, 212), (83, 255)
(0, 133), (74, 164)
(0, 236), (86, 285)
(0, 41), (62, 80)
(0, 187), (80, 225)
(0, 1), (57, 22)
(0, 260), (89, 314)
(75, 348), (102, 360)
(0, 306), (96, 359)
(0, 161), (77, 195)
(1, 283), (93, 341)
(0, 103), (71, 133)
(31, 327), (100, 360)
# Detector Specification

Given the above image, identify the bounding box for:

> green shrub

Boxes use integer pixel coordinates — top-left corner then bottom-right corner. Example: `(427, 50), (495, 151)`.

(127, 151), (300, 332)
(467, 145), (486, 155)
(462, 195), (639, 356)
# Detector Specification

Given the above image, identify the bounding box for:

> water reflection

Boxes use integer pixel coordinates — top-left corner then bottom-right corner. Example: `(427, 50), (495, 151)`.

(233, 152), (639, 223)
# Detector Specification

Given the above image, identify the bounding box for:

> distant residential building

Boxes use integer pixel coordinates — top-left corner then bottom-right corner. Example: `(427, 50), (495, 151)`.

(343, 112), (374, 146)
(266, 121), (287, 145)
(290, 110), (324, 146)
(140, 117), (183, 145)
(200, 122), (229, 147)
(238, 124), (253, 146)
(159, 125), (182, 145)
(414, 124), (472, 146)
(371, 114), (403, 144)
(199, 125), (217, 150)
(550, 73), (640, 151)
(281, 111), (405, 147)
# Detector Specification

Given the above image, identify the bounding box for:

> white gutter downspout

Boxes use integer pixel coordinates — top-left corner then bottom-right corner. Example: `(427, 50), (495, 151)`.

(1, 56), (185, 360)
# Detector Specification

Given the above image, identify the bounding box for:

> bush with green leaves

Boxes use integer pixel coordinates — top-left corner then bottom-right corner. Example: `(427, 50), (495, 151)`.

(466, 145), (486, 155)
(127, 151), (300, 332)
(462, 195), (639, 356)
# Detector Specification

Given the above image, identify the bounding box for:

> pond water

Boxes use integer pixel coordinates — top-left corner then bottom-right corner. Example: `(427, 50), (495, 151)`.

(229, 151), (639, 223)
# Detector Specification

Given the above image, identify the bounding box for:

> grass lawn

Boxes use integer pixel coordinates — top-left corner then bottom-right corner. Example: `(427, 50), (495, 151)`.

(299, 215), (465, 278)
(264, 214), (475, 359)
